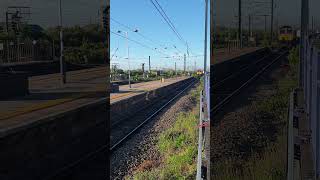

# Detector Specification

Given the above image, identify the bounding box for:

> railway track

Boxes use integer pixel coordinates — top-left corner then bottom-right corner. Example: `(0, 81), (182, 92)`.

(211, 48), (288, 114)
(45, 77), (198, 179)
(110, 77), (198, 151)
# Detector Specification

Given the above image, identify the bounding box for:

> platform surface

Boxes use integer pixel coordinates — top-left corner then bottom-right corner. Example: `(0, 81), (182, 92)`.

(0, 66), (107, 135)
(110, 76), (189, 104)
(213, 47), (262, 64)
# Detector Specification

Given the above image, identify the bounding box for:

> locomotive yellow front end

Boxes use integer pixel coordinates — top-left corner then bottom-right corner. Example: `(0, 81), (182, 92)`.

(278, 26), (295, 46)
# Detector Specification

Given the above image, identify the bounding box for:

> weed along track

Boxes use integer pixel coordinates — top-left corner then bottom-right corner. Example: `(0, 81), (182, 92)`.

(110, 78), (202, 179)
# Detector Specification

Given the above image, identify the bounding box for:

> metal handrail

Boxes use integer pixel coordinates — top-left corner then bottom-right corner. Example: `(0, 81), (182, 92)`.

(304, 35), (320, 177)
(196, 73), (210, 180)
(196, 90), (204, 180)
(288, 34), (320, 179)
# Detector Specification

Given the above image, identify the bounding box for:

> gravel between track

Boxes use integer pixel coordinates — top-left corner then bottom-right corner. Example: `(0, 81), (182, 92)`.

(110, 82), (199, 179)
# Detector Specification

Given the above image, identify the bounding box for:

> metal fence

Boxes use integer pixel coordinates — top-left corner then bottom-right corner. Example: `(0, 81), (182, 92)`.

(304, 34), (320, 177)
(287, 34), (320, 179)
(196, 72), (210, 180)
(0, 40), (54, 64)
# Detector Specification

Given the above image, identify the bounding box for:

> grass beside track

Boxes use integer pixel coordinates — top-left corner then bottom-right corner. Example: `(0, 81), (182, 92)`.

(211, 47), (299, 180)
(130, 79), (203, 180)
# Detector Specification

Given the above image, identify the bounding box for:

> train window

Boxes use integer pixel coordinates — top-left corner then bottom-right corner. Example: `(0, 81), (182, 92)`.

(280, 29), (286, 34)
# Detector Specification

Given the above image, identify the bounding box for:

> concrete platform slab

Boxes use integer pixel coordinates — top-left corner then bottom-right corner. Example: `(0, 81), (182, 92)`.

(0, 66), (107, 134)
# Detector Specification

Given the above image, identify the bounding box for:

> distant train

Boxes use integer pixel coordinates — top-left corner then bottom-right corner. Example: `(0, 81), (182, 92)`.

(278, 26), (297, 45)
(196, 70), (204, 76)
(196, 70), (203, 76)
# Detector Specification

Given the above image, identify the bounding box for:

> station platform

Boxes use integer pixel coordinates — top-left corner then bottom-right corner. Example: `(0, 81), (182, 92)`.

(110, 76), (189, 104)
(213, 47), (262, 64)
(0, 66), (107, 179)
(0, 66), (107, 135)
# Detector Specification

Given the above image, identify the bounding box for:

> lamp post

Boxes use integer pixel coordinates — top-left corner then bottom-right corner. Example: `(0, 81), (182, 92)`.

(118, 29), (138, 88)
(58, 0), (66, 84)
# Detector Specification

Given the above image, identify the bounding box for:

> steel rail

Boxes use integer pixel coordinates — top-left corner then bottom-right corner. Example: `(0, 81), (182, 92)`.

(213, 52), (271, 89)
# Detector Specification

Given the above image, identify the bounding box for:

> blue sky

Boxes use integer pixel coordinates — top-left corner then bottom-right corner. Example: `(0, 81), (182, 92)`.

(110, 0), (210, 71)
